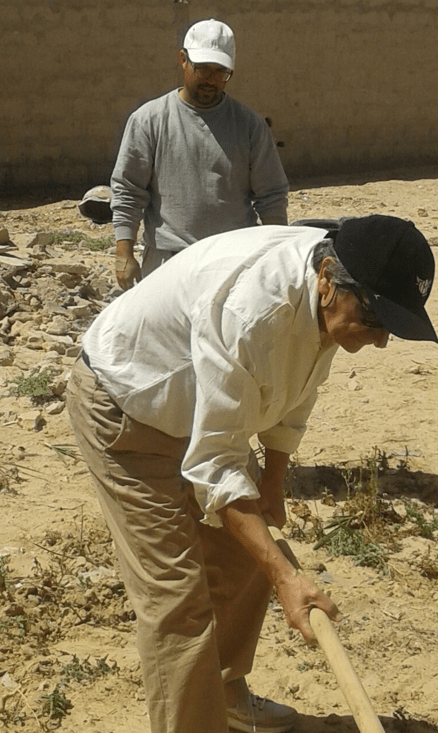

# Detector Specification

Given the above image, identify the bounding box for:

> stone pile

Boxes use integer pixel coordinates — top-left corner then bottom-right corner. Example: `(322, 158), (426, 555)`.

(0, 227), (119, 426)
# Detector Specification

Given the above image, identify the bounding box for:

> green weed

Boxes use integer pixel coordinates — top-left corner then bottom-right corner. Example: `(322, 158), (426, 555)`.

(313, 450), (390, 574)
(8, 367), (56, 404)
(402, 498), (438, 538)
(51, 230), (112, 251)
(39, 685), (72, 722)
(61, 654), (115, 684)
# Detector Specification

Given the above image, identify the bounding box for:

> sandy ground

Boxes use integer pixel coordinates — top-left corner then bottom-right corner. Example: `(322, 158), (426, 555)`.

(0, 171), (438, 732)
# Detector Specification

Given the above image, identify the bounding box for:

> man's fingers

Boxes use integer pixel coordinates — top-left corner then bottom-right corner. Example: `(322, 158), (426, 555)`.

(315, 594), (343, 623)
(115, 255), (141, 289)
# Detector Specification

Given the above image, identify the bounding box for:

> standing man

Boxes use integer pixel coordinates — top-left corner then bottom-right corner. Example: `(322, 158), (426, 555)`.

(112, 18), (289, 289)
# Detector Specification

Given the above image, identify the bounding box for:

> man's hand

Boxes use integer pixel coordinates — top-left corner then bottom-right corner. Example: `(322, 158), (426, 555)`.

(276, 571), (342, 645)
(219, 497), (342, 646)
(116, 254), (141, 290)
(115, 239), (141, 290)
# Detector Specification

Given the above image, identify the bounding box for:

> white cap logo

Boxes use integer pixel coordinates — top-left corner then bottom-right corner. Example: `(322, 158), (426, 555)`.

(417, 276), (432, 298)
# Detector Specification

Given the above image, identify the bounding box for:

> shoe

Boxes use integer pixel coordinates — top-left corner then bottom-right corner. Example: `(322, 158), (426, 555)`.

(227, 692), (298, 732)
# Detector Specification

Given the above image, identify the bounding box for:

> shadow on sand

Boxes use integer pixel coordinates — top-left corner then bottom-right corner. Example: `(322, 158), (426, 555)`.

(232, 711), (437, 732)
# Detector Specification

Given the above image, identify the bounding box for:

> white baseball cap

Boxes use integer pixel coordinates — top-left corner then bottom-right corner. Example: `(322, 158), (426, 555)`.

(183, 19), (235, 70)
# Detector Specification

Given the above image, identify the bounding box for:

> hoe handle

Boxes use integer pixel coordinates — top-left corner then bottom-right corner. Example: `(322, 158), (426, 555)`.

(266, 519), (385, 733)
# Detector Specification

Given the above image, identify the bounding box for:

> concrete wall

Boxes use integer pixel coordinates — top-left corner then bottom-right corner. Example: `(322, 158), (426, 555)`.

(2, 0), (438, 193)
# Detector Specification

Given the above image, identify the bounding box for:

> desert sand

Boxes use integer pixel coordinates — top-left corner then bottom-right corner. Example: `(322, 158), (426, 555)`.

(0, 170), (437, 732)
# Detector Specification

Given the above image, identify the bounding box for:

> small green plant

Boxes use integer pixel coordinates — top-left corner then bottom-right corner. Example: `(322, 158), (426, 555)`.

(76, 572), (92, 589)
(40, 685), (72, 722)
(297, 661), (312, 672)
(8, 367), (56, 404)
(52, 230), (84, 247)
(61, 654), (115, 685)
(315, 519), (389, 574)
(402, 498), (438, 539)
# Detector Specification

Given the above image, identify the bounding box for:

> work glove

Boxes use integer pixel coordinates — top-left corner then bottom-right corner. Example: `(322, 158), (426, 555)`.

(115, 254), (141, 290)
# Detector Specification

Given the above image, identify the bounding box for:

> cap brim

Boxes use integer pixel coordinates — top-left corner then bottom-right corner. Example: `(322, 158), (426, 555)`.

(364, 286), (438, 342)
(186, 49), (233, 70)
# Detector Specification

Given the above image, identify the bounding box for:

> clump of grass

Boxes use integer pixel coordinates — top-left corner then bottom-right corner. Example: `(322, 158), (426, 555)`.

(402, 498), (438, 538)
(7, 367), (56, 404)
(51, 230), (112, 251)
(315, 517), (389, 574)
(52, 230), (83, 247)
(313, 450), (391, 574)
(82, 236), (113, 251)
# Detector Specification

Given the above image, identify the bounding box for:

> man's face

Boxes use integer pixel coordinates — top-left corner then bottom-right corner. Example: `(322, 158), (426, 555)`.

(322, 289), (390, 353)
(178, 50), (232, 108)
(317, 260), (390, 353)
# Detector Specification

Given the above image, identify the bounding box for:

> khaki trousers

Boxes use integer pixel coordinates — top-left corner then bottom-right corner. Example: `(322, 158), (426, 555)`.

(66, 357), (272, 733)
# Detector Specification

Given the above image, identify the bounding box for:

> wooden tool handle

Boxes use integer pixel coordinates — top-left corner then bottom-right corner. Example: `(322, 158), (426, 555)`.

(266, 517), (385, 733)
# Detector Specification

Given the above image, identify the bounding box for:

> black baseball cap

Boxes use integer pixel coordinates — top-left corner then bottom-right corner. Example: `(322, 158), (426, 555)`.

(333, 214), (437, 342)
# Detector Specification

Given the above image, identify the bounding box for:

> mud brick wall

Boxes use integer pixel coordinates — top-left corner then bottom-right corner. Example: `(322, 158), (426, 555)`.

(2, 0), (438, 192)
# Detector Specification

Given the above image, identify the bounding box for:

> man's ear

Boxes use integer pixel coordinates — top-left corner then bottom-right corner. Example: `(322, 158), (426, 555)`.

(178, 49), (187, 67)
(318, 258), (336, 306)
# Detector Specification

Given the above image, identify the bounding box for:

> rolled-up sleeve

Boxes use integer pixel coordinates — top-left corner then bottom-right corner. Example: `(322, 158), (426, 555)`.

(258, 390), (318, 455)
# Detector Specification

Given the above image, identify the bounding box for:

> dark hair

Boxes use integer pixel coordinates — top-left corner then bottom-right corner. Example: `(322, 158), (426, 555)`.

(312, 238), (358, 289)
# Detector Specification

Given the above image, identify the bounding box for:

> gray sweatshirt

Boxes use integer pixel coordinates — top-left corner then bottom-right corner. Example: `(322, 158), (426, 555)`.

(111, 89), (289, 252)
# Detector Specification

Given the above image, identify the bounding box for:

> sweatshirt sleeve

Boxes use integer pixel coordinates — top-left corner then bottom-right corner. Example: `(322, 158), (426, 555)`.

(110, 111), (154, 242)
(248, 115), (289, 221)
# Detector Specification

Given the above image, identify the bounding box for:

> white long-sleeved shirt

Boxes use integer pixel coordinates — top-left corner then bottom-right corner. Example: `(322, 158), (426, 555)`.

(82, 225), (338, 525)
(110, 90), (289, 252)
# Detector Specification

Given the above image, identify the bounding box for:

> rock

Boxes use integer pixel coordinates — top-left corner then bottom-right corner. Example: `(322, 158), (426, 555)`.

(17, 410), (45, 431)
(45, 316), (71, 336)
(0, 284), (15, 318)
(10, 320), (37, 339)
(51, 371), (70, 397)
(67, 299), (93, 318)
(348, 378), (363, 391)
(32, 232), (54, 248)
(65, 344), (82, 358)
(39, 351), (63, 366)
(9, 312), (35, 324)
(43, 259), (89, 276)
(24, 332), (45, 350)
(0, 228), (10, 245)
(0, 346), (14, 366)
(56, 272), (82, 288)
(45, 401), (65, 415)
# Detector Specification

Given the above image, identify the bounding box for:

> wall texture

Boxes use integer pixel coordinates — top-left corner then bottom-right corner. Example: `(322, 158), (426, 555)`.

(2, 0), (438, 193)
